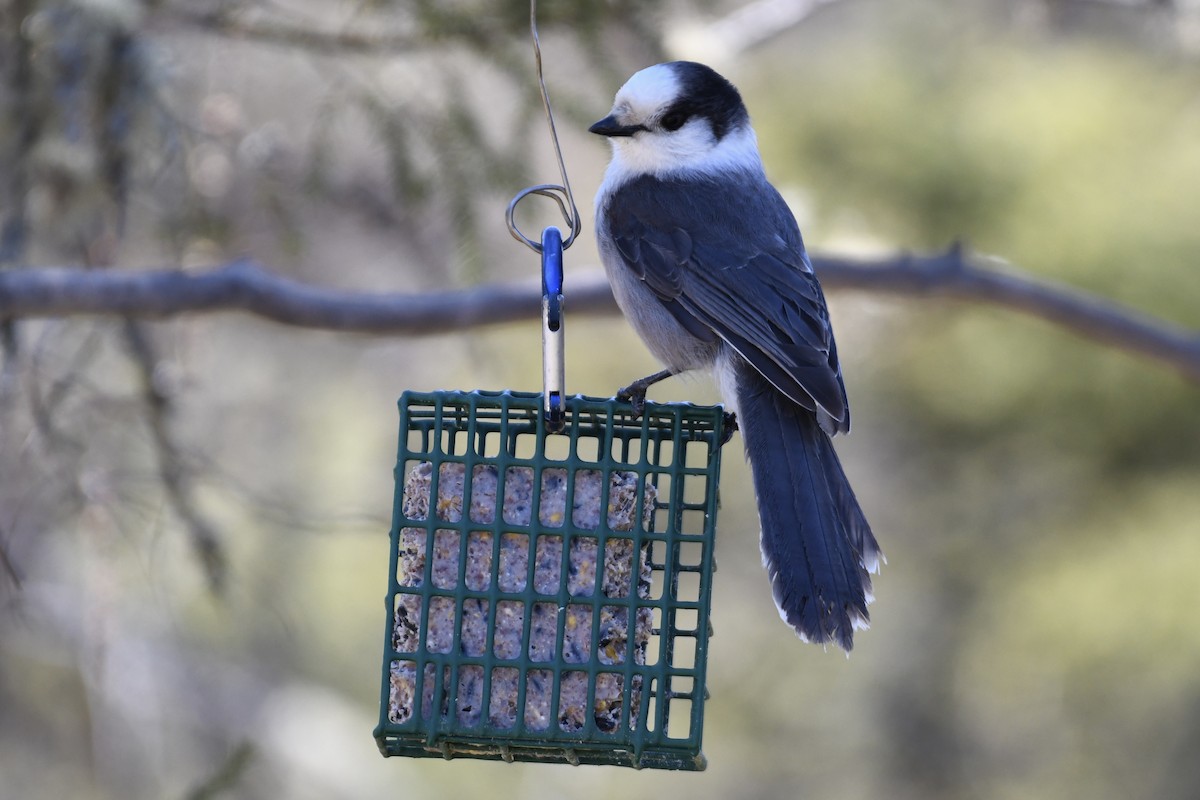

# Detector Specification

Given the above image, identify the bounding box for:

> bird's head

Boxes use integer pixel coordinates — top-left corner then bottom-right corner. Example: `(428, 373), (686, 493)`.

(590, 61), (762, 178)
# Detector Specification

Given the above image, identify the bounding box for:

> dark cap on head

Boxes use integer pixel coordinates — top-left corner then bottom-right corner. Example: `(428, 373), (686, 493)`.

(663, 61), (749, 141)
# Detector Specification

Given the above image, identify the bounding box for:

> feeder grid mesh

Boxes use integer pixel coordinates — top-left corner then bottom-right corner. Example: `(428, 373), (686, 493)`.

(374, 390), (726, 770)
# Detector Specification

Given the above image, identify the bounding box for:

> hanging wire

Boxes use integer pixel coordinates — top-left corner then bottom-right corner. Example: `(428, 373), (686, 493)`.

(505, 0), (583, 252)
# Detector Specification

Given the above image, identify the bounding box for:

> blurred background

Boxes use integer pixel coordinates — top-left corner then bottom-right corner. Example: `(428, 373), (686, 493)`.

(2, 0), (1199, 797)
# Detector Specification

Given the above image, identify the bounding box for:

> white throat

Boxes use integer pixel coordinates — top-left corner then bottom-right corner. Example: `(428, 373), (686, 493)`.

(600, 123), (764, 192)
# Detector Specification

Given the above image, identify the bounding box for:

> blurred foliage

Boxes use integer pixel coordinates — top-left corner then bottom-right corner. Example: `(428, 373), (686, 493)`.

(753, 0), (1200, 475)
(2, 1), (1200, 799)
(744, 3), (1200, 798)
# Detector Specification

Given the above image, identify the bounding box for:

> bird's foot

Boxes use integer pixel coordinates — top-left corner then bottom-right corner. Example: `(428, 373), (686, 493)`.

(616, 369), (674, 418)
(616, 380), (650, 418)
(719, 411), (739, 446)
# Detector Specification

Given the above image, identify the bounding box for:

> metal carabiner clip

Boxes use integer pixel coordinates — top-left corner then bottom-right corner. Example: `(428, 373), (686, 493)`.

(541, 226), (566, 433)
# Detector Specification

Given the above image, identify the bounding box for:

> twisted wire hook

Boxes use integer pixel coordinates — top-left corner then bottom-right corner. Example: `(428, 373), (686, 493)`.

(505, 0), (583, 252)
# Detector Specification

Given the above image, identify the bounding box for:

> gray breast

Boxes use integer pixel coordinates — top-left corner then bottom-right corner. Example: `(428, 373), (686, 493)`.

(594, 206), (722, 373)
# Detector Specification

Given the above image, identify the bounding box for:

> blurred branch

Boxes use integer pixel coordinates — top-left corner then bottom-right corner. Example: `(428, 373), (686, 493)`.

(0, 525), (21, 590)
(683, 0), (844, 57)
(183, 741), (256, 800)
(163, 7), (424, 54)
(122, 318), (227, 594)
(0, 246), (1198, 382)
(0, 259), (554, 331)
(817, 243), (1200, 384)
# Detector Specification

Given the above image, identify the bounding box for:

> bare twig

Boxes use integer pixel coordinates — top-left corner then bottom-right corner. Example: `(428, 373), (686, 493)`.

(0, 525), (21, 590)
(121, 319), (227, 593)
(162, 7), (424, 54)
(0, 247), (1197, 383)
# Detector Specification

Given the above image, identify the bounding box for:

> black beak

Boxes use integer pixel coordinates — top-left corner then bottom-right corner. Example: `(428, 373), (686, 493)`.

(588, 115), (646, 137)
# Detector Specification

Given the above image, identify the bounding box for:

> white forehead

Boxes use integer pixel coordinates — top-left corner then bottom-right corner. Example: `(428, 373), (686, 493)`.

(614, 63), (680, 115)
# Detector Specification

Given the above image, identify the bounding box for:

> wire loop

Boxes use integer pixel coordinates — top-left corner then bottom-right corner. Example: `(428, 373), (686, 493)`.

(505, 0), (582, 253)
(506, 185), (577, 252)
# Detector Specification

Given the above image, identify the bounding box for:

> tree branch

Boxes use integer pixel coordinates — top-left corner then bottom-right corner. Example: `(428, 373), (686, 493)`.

(816, 244), (1200, 383)
(0, 259), (556, 332)
(0, 248), (1197, 383)
(162, 8), (424, 55)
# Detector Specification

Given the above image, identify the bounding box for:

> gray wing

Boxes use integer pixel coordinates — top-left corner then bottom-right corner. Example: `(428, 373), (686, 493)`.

(605, 172), (850, 431)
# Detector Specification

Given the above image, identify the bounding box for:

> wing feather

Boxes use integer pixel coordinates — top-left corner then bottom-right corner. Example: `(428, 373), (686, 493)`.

(604, 172), (849, 430)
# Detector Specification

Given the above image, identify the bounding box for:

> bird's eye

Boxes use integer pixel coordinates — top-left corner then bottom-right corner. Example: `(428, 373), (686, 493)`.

(660, 110), (689, 131)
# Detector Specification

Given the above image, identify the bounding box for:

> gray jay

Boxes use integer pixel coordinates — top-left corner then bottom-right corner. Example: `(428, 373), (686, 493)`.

(590, 61), (881, 651)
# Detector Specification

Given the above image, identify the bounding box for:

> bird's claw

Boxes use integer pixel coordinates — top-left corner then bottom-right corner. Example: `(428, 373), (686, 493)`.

(616, 381), (649, 418)
(615, 369), (674, 418)
(720, 412), (739, 446)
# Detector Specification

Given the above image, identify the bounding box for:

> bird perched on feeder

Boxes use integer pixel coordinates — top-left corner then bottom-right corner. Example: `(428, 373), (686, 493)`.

(590, 61), (881, 651)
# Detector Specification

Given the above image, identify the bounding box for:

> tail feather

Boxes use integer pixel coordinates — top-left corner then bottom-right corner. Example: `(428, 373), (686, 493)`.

(734, 360), (879, 651)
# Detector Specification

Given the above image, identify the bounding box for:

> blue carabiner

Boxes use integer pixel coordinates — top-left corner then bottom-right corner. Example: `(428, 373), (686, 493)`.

(541, 227), (566, 432)
(542, 227), (563, 330)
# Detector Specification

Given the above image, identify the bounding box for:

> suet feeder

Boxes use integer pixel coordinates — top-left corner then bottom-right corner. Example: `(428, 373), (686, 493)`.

(373, 389), (727, 769)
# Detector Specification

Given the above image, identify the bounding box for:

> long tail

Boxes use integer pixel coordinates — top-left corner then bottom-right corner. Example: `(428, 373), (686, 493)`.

(732, 360), (882, 651)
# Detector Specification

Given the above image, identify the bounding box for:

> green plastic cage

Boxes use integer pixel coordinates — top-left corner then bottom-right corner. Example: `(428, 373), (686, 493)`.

(374, 389), (727, 770)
